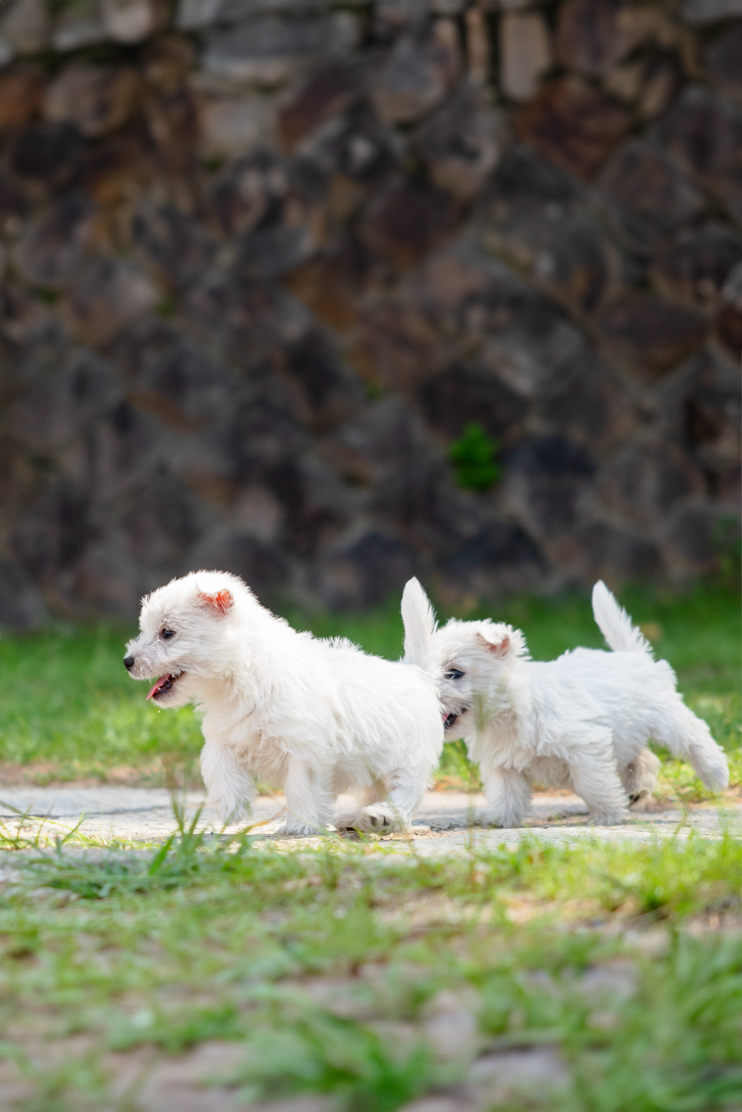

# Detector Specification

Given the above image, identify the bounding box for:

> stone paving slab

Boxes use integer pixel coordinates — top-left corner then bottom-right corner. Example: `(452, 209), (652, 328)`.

(0, 785), (738, 852)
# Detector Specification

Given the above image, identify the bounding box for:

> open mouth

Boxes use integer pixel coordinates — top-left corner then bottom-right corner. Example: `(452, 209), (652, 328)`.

(146, 671), (184, 701)
(443, 707), (468, 731)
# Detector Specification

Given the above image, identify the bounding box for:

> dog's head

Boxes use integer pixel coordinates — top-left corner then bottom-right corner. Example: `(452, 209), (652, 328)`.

(123, 570), (252, 708)
(430, 619), (528, 739)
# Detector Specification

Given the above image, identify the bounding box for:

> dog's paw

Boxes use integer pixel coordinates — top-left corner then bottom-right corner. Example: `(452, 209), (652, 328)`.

(478, 811), (523, 829)
(334, 813), (361, 833)
(275, 820), (323, 837)
(353, 804), (408, 835)
(587, 810), (628, 826)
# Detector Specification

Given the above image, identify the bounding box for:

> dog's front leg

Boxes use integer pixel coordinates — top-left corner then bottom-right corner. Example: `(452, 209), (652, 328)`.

(200, 739), (255, 825)
(568, 741), (629, 825)
(479, 763), (531, 828)
(350, 766), (427, 834)
(279, 759), (333, 837)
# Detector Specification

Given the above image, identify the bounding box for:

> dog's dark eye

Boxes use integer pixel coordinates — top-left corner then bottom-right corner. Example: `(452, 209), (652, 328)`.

(444, 668), (464, 681)
(161, 629), (175, 640)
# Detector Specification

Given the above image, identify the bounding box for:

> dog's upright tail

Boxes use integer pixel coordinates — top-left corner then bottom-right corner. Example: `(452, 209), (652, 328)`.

(401, 577), (437, 666)
(592, 580), (653, 656)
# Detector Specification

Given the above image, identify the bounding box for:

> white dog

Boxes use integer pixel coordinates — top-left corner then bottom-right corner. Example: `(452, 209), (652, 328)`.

(402, 578), (729, 827)
(124, 570), (443, 835)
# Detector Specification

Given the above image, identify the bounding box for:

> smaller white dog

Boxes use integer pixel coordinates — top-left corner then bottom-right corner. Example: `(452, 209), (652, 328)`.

(124, 570), (443, 835)
(402, 578), (729, 827)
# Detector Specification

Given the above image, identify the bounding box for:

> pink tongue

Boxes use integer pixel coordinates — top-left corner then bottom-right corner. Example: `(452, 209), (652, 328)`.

(146, 675), (171, 700)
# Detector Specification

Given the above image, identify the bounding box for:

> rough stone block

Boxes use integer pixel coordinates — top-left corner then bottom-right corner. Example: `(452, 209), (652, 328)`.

(11, 477), (95, 584)
(370, 29), (458, 125)
(653, 223), (742, 307)
(374, 0), (429, 39)
(45, 66), (141, 139)
(11, 122), (83, 189)
(538, 351), (634, 454)
(53, 0), (107, 52)
(516, 78), (630, 180)
(63, 401), (171, 503)
(314, 528), (418, 609)
(370, 454), (485, 559)
(116, 474), (207, 572)
(403, 238), (529, 341)
(418, 360), (528, 440)
(361, 179), (461, 269)
(598, 140), (706, 254)
(598, 293), (707, 378)
(287, 240), (375, 331)
(597, 436), (705, 527)
(666, 506), (736, 573)
(210, 150), (287, 237)
(280, 329), (363, 430)
(57, 542), (148, 617)
(190, 530), (289, 592)
(133, 204), (216, 292)
(180, 272), (311, 371)
(682, 0), (742, 24)
(15, 194), (96, 288)
(706, 21), (742, 102)
(203, 14), (360, 85)
(481, 303), (586, 398)
(0, 0), (50, 55)
(415, 89), (505, 199)
(66, 257), (158, 346)
(350, 300), (442, 390)
(554, 0), (668, 79)
(658, 349), (741, 509)
(102, 0), (166, 42)
(656, 85), (742, 226)
(173, 394), (307, 503)
(716, 303), (742, 361)
(0, 68), (44, 131)
(442, 519), (545, 597)
(320, 397), (431, 484)
(11, 348), (121, 454)
(194, 91), (275, 158)
(278, 60), (366, 150)
(502, 434), (595, 541)
(553, 520), (664, 582)
(499, 11), (551, 103)
(0, 558), (46, 629)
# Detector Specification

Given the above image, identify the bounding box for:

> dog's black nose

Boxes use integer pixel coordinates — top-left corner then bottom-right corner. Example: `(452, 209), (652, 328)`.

(123, 655), (135, 670)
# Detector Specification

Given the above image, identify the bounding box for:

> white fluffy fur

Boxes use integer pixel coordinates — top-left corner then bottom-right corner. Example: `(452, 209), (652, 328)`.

(401, 578), (729, 827)
(125, 571), (443, 835)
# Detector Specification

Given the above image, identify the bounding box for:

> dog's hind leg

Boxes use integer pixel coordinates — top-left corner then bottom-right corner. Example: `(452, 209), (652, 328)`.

(621, 748), (660, 805)
(200, 739), (255, 825)
(567, 738), (629, 825)
(280, 758), (334, 837)
(479, 763), (531, 828)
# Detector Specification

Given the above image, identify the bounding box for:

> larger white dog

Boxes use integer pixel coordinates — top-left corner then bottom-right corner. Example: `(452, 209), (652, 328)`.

(124, 570), (443, 834)
(402, 578), (729, 827)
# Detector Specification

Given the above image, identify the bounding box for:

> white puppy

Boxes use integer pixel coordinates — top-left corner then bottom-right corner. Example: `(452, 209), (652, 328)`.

(402, 578), (729, 827)
(124, 570), (443, 835)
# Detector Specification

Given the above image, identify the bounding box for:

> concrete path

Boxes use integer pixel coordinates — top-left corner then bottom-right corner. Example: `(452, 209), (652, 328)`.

(0, 785), (738, 852)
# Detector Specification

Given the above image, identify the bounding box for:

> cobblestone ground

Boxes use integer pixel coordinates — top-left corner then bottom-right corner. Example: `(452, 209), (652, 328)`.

(0, 786), (738, 850)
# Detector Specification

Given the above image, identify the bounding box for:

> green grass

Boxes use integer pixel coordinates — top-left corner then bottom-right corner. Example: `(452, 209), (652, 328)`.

(0, 822), (739, 1110)
(0, 582), (737, 794)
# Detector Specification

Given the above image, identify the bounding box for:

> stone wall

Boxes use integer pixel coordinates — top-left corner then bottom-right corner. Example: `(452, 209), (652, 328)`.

(0, 0), (740, 625)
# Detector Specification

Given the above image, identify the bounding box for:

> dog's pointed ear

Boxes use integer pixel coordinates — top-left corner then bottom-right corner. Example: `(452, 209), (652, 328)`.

(198, 589), (234, 616)
(476, 630), (511, 657)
